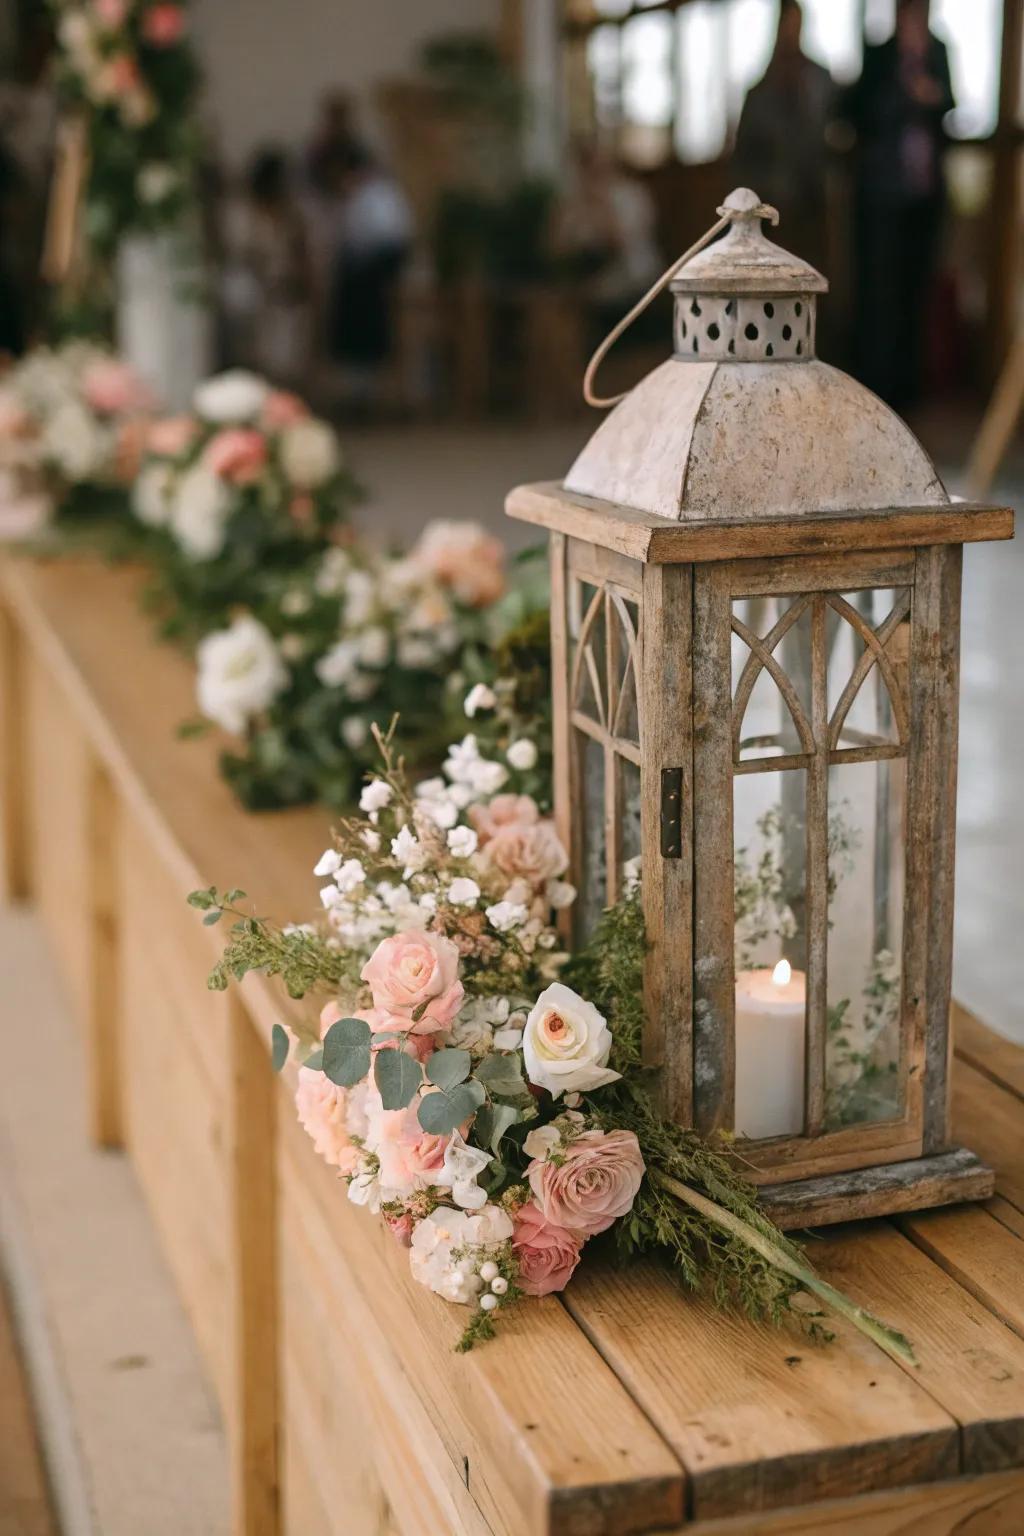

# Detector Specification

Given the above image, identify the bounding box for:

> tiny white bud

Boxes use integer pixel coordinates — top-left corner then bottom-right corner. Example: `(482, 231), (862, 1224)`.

(479, 1292), (499, 1312)
(490, 1275), (509, 1296)
(479, 1260), (499, 1283)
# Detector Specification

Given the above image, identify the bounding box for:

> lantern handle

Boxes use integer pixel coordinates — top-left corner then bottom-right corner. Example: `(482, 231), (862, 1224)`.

(582, 196), (780, 410)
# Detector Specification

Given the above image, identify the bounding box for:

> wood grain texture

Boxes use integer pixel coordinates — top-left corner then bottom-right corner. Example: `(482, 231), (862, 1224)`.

(0, 592), (30, 901)
(758, 1147), (993, 1228)
(505, 481), (1014, 565)
(563, 1256), (958, 1521)
(814, 1221), (1024, 1473)
(681, 1468), (1024, 1535)
(952, 1058), (1024, 1214)
(900, 1203), (1024, 1341)
(85, 758), (122, 1147)
(954, 1001), (1024, 1101)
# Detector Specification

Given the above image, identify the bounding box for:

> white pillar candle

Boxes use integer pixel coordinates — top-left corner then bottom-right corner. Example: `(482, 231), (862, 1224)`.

(734, 959), (806, 1140)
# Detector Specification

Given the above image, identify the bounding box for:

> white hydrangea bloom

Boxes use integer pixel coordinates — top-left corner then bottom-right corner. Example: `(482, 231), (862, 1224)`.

(409, 1205), (513, 1305)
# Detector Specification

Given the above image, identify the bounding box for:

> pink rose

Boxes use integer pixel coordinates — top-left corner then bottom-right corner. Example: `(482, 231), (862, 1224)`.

(262, 390), (309, 428)
(295, 1068), (361, 1175)
(105, 53), (141, 95)
(482, 818), (568, 890)
(384, 1210), (415, 1246)
(469, 792), (539, 847)
(94, 0), (128, 27)
(81, 357), (154, 416)
(412, 519), (506, 608)
(147, 414), (197, 456)
(373, 1103), (448, 1196)
(528, 1129), (645, 1237)
(203, 427), (268, 484)
(141, 3), (188, 45)
(361, 931), (464, 1035)
(512, 1201), (583, 1296)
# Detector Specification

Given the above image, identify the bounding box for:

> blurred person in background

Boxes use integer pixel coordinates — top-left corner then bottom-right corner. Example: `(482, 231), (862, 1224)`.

(732, 0), (833, 276)
(222, 147), (312, 386)
(553, 140), (660, 341)
(326, 145), (414, 418)
(845, 0), (954, 409)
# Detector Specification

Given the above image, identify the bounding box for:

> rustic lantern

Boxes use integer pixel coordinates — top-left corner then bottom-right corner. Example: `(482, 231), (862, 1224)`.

(506, 189), (1014, 1227)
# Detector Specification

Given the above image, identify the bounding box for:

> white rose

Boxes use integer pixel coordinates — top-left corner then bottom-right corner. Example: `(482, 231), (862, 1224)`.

(137, 162), (178, 205)
(132, 460), (176, 527)
(522, 982), (621, 1099)
(464, 683), (496, 717)
(279, 418), (340, 489)
(195, 615), (288, 735)
(435, 1132), (492, 1210)
(171, 463), (232, 560)
(193, 369), (269, 424)
(507, 738), (538, 771)
(447, 825), (478, 859)
(447, 877), (481, 906)
(409, 1205), (513, 1305)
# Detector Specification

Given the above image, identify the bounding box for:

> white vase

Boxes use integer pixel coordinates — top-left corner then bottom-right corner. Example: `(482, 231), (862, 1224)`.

(116, 229), (213, 410)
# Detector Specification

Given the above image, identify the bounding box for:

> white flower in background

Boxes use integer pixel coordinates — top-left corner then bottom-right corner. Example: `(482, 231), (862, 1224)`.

(359, 779), (392, 815)
(444, 735), (481, 783)
(546, 879), (577, 911)
(137, 162), (178, 204)
(447, 825), (478, 859)
(315, 546), (350, 596)
(195, 615), (287, 735)
(436, 1133), (492, 1210)
(313, 848), (342, 878)
(447, 877), (481, 906)
(341, 715), (368, 749)
(342, 567), (376, 624)
(335, 859), (366, 895)
(42, 400), (106, 480)
(485, 900), (528, 934)
(194, 369), (269, 424)
(522, 983), (621, 1099)
(464, 683), (496, 717)
(280, 587), (312, 617)
(171, 463), (232, 560)
(409, 1205), (513, 1304)
(418, 794), (458, 831)
(315, 638), (360, 689)
(343, 671), (378, 703)
(347, 1158), (383, 1213)
(279, 417), (340, 488)
(397, 634), (439, 669)
(362, 828), (382, 853)
(391, 825), (424, 874)
(357, 625), (389, 668)
(623, 856), (642, 894)
(320, 884), (345, 909)
(450, 994), (509, 1054)
(467, 758), (508, 797)
(507, 738), (538, 771)
(131, 461), (176, 527)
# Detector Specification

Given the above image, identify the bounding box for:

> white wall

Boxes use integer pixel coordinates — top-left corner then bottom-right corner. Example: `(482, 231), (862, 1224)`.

(192, 0), (503, 169)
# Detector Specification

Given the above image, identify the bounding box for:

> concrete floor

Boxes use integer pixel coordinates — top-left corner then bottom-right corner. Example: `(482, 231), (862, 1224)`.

(349, 416), (1024, 1044)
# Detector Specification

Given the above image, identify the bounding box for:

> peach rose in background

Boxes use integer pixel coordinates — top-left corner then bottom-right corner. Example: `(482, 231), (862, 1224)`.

(481, 817), (568, 890)
(294, 1068), (361, 1175)
(412, 519), (506, 608)
(141, 3), (188, 45)
(528, 1128), (645, 1237)
(512, 1201), (583, 1295)
(361, 930), (464, 1035)
(81, 357), (154, 416)
(469, 792), (539, 847)
(147, 415), (197, 456)
(262, 390), (309, 429)
(203, 427), (268, 484)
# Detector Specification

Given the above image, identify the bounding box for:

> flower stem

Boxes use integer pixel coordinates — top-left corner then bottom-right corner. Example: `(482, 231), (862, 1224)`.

(651, 1170), (916, 1367)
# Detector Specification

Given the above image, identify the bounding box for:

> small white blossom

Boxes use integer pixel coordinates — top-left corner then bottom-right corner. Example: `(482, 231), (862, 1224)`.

(357, 625), (389, 668)
(467, 758), (508, 796)
(486, 900), (529, 933)
(320, 884), (345, 909)
(506, 738), (538, 770)
(447, 877), (481, 906)
(447, 825), (479, 859)
(343, 568), (376, 625)
(436, 1133), (492, 1210)
(313, 848), (342, 877)
(359, 779), (393, 814)
(492, 1026), (523, 1051)
(546, 879), (577, 910)
(623, 856), (642, 893)
(361, 828), (382, 852)
(523, 1124), (563, 1161)
(341, 715), (368, 749)
(335, 859), (366, 895)
(315, 638), (360, 689)
(464, 683), (496, 717)
(391, 825), (424, 873)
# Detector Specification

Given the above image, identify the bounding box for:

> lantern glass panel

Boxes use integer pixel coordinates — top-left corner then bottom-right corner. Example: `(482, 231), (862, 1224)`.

(577, 732), (606, 941)
(732, 597), (815, 763)
(622, 755), (642, 867)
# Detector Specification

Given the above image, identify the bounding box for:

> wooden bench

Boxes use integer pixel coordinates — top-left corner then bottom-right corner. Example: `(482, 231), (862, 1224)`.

(2, 551), (1024, 1536)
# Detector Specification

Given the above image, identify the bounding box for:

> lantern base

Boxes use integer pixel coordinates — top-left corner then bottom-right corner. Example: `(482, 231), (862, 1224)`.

(758, 1146), (994, 1231)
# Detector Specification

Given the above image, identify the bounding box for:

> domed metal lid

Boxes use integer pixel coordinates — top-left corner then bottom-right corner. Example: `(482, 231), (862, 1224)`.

(671, 187), (828, 297)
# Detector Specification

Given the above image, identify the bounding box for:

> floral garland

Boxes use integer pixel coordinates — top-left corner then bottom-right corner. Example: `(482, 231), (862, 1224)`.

(0, 341), (154, 538)
(192, 724), (912, 1361)
(50, 0), (201, 258)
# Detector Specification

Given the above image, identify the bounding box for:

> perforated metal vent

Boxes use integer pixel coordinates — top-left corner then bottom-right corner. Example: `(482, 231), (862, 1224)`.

(674, 293), (816, 362)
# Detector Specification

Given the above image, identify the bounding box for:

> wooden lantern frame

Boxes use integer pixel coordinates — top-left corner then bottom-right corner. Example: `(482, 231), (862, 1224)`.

(507, 481), (1013, 1227)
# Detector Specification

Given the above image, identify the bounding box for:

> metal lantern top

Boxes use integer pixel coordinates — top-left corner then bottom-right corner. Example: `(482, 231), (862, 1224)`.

(564, 187), (951, 523)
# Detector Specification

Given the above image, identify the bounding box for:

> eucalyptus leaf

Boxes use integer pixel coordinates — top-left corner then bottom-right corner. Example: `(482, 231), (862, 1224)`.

(417, 1079), (485, 1137)
(322, 1017), (372, 1087)
(475, 1052), (529, 1099)
(473, 1101), (519, 1155)
(374, 1048), (422, 1110)
(426, 1048), (472, 1091)
(271, 1023), (290, 1073)
(303, 1047), (324, 1071)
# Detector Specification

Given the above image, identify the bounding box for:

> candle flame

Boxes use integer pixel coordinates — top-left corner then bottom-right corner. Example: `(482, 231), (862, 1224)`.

(772, 959), (792, 987)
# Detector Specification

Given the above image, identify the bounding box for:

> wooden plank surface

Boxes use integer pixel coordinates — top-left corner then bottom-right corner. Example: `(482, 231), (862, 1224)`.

(0, 596), (29, 901)
(954, 1001), (1024, 1101)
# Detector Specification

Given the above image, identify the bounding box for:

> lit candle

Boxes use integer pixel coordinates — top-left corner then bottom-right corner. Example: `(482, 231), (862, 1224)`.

(734, 958), (806, 1140)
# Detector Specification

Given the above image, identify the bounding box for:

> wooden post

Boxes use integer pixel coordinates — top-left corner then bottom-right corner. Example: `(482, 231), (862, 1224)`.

(228, 995), (280, 1536)
(0, 597), (29, 903)
(85, 758), (122, 1147)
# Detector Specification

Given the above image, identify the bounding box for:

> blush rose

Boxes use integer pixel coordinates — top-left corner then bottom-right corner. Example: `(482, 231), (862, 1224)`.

(528, 1128), (645, 1237)
(361, 930), (464, 1035)
(512, 1201), (583, 1295)
(468, 792), (539, 846)
(203, 427), (268, 484)
(481, 817), (568, 890)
